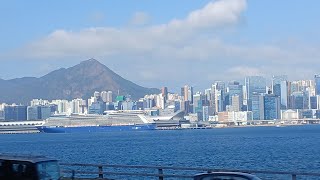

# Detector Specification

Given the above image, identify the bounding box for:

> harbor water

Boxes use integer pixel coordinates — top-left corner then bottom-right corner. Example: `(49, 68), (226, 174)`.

(1, 125), (320, 179)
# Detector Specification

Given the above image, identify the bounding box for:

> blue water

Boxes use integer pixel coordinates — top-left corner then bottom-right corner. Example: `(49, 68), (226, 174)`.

(1, 125), (320, 179)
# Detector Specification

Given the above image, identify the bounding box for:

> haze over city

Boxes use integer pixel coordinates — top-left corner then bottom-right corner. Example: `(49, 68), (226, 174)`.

(1, 0), (320, 91)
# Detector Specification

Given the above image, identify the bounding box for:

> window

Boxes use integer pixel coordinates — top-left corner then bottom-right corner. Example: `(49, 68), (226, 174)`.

(37, 161), (60, 180)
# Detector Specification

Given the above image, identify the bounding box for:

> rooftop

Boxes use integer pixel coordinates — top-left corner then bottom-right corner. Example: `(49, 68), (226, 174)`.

(0, 153), (57, 163)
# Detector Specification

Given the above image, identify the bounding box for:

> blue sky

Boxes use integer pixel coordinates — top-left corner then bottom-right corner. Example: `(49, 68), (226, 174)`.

(1, 0), (320, 91)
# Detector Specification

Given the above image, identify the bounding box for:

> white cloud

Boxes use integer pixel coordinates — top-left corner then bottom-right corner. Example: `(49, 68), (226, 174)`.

(5, 0), (320, 89)
(17, 0), (247, 59)
(130, 11), (151, 26)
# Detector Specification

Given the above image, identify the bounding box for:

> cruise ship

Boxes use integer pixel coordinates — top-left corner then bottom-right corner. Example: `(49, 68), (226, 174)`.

(36, 110), (185, 133)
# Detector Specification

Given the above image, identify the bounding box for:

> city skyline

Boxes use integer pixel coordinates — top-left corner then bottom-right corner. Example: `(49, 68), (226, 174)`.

(1, 0), (320, 91)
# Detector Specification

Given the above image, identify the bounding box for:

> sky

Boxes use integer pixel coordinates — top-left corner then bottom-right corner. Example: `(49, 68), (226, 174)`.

(1, 0), (320, 92)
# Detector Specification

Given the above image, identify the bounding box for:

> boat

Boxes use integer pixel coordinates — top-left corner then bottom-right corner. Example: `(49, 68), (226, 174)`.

(36, 113), (157, 133)
(37, 124), (156, 133)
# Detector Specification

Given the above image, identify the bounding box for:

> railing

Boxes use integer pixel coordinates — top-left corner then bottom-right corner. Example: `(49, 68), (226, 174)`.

(60, 163), (320, 180)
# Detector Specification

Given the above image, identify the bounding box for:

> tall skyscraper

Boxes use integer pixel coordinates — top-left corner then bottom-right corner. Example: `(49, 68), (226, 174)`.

(280, 81), (288, 109)
(227, 81), (243, 110)
(4, 105), (27, 121)
(182, 85), (193, 103)
(252, 93), (264, 120)
(193, 92), (205, 120)
(231, 95), (241, 112)
(161, 87), (168, 100)
(264, 94), (280, 120)
(245, 76), (266, 110)
(101, 91), (108, 102)
(315, 75), (320, 95)
(93, 91), (101, 101)
(107, 91), (113, 102)
(212, 81), (226, 112)
(272, 75), (288, 90)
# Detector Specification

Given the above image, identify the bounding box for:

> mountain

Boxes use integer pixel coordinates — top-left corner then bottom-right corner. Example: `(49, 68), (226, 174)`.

(0, 59), (160, 104)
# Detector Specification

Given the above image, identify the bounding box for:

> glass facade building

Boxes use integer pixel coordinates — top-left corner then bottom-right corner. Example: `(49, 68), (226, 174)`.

(264, 94), (280, 120)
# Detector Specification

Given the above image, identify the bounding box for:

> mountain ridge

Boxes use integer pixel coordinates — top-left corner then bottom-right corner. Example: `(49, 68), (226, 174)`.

(0, 59), (159, 104)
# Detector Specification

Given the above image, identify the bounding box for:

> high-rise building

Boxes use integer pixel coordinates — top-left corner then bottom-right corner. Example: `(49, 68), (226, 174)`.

(30, 99), (49, 106)
(309, 96), (317, 109)
(272, 75), (288, 92)
(252, 93), (264, 120)
(184, 85), (194, 103)
(88, 101), (106, 114)
(94, 91), (101, 100)
(101, 91), (108, 102)
(27, 106), (40, 120)
(193, 92), (206, 120)
(231, 95), (241, 112)
(202, 106), (213, 121)
(245, 76), (266, 110)
(280, 81), (288, 109)
(264, 94), (280, 120)
(290, 92), (304, 109)
(4, 105), (27, 121)
(161, 87), (168, 100)
(227, 81), (243, 110)
(107, 91), (113, 102)
(212, 81), (226, 112)
(315, 75), (320, 95)
(40, 106), (51, 120)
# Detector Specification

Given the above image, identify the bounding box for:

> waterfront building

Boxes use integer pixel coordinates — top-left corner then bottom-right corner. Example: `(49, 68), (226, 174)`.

(252, 93), (265, 120)
(155, 94), (165, 109)
(122, 101), (134, 110)
(204, 88), (212, 102)
(317, 95), (320, 110)
(101, 91), (108, 102)
(88, 96), (97, 107)
(4, 105), (27, 121)
(281, 109), (301, 120)
(245, 76), (266, 111)
(71, 98), (87, 114)
(227, 81), (243, 110)
(290, 92), (304, 109)
(309, 96), (318, 109)
(231, 95), (241, 112)
(136, 101), (144, 110)
(27, 106), (40, 120)
(161, 87), (168, 100)
(30, 99), (49, 106)
(315, 75), (320, 95)
(212, 81), (226, 112)
(0, 110), (4, 121)
(272, 75), (288, 85)
(93, 91), (101, 100)
(193, 92), (204, 120)
(51, 100), (69, 114)
(40, 106), (51, 120)
(182, 85), (193, 104)
(280, 81), (288, 109)
(202, 105), (214, 121)
(88, 101), (106, 114)
(264, 94), (280, 120)
(217, 111), (252, 124)
(107, 91), (113, 102)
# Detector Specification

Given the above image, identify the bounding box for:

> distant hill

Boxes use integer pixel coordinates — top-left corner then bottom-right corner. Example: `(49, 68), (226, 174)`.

(0, 59), (159, 104)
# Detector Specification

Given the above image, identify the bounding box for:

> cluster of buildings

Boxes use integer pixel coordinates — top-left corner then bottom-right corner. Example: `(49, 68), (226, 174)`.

(172, 75), (320, 124)
(1, 75), (320, 125)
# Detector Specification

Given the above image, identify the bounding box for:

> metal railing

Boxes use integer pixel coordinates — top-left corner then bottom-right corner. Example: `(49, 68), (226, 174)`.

(60, 163), (320, 180)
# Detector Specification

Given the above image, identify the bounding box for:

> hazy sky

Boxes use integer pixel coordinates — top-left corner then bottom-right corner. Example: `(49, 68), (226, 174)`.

(1, 0), (320, 92)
